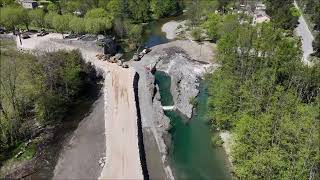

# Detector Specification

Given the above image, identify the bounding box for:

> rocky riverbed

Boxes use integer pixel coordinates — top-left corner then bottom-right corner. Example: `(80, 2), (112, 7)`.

(129, 39), (216, 179)
(156, 46), (214, 118)
(134, 40), (216, 119)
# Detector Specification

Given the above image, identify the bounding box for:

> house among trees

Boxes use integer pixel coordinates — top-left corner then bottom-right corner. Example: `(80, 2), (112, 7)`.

(253, 10), (270, 24)
(18, 0), (38, 9)
(252, 3), (270, 25)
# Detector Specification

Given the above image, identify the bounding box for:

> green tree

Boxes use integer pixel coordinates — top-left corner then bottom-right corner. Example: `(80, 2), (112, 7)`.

(60, 0), (81, 14)
(266, 0), (299, 30)
(191, 27), (203, 41)
(312, 34), (320, 58)
(29, 9), (45, 28)
(150, 0), (179, 19)
(85, 7), (108, 18)
(126, 23), (143, 49)
(128, 0), (150, 22)
(52, 14), (72, 37)
(0, 7), (25, 31)
(107, 0), (124, 18)
(47, 2), (59, 13)
(69, 16), (86, 34)
(20, 8), (31, 31)
(202, 13), (222, 41)
(207, 21), (320, 179)
(84, 8), (113, 34)
(44, 12), (58, 28)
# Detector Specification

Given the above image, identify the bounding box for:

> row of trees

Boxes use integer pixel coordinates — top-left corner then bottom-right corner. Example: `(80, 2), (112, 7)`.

(0, 40), (98, 163)
(0, 7), (112, 35)
(265, 0), (300, 30)
(1, 0), (183, 50)
(207, 15), (320, 180)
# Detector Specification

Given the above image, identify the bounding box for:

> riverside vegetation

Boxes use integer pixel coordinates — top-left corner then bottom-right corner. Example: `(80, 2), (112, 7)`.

(0, 0), (184, 50)
(0, 40), (99, 170)
(192, 0), (320, 179)
(1, 0), (320, 179)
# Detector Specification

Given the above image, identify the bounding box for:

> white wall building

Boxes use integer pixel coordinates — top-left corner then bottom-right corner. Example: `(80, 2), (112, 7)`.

(18, 0), (38, 9)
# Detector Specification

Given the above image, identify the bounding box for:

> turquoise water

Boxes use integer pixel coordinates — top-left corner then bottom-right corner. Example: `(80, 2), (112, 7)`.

(155, 72), (231, 180)
(154, 71), (174, 106)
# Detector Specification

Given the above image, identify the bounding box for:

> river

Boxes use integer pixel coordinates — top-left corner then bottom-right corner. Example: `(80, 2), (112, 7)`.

(155, 71), (231, 180)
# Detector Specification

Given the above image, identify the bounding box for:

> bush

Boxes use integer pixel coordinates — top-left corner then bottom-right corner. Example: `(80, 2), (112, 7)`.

(211, 134), (223, 147)
(191, 27), (203, 41)
(189, 96), (198, 107)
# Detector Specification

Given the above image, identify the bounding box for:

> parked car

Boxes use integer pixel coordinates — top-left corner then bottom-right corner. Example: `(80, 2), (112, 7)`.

(37, 31), (48, 37)
(142, 47), (151, 54)
(132, 54), (140, 61)
(117, 60), (123, 66)
(122, 63), (129, 68)
(22, 33), (30, 39)
(0, 27), (5, 34)
(65, 34), (78, 39)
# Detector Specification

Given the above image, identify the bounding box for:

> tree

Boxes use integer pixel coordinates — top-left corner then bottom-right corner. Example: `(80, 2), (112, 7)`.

(0, 7), (25, 31)
(191, 27), (203, 41)
(84, 8), (113, 34)
(207, 21), (320, 179)
(128, 0), (150, 22)
(85, 18), (111, 34)
(52, 14), (72, 37)
(107, 0), (124, 18)
(312, 34), (320, 57)
(202, 13), (223, 41)
(0, 0), (16, 6)
(29, 9), (46, 28)
(150, 0), (179, 19)
(85, 8), (108, 18)
(44, 12), (58, 28)
(47, 2), (59, 13)
(69, 16), (86, 34)
(126, 23), (143, 48)
(60, 0), (81, 14)
(20, 8), (31, 31)
(312, 3), (320, 31)
(266, 0), (299, 30)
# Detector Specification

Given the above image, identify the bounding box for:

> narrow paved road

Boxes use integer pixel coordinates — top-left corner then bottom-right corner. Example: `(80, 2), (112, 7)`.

(294, 1), (314, 64)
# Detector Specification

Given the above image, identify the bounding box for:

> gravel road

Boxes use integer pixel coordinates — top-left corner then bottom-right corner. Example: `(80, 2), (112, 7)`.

(53, 95), (105, 179)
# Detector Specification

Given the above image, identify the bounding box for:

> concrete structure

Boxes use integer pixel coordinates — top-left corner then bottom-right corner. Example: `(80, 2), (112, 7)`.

(162, 106), (175, 111)
(256, 3), (266, 10)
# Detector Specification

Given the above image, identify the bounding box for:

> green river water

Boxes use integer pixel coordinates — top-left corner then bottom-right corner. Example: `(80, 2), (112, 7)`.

(155, 71), (232, 180)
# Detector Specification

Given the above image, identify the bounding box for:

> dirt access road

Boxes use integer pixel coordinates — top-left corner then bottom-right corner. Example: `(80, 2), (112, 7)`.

(16, 34), (143, 179)
(99, 64), (143, 179)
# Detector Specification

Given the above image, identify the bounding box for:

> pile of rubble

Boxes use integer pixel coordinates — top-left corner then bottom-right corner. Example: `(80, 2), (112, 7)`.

(95, 54), (129, 68)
